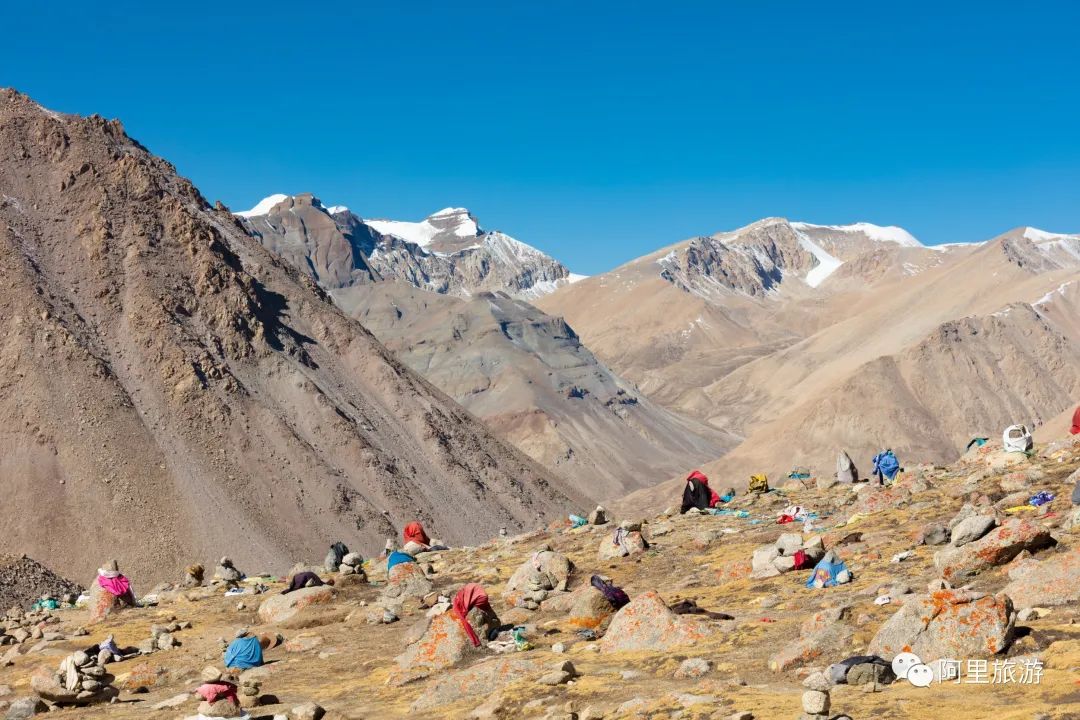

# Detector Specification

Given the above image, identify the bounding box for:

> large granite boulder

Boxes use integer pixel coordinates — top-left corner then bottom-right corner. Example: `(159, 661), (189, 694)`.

(868, 589), (1014, 662)
(257, 586), (336, 625)
(598, 592), (710, 653)
(1002, 545), (1080, 608)
(389, 605), (500, 686)
(934, 518), (1054, 581)
(381, 562), (434, 602)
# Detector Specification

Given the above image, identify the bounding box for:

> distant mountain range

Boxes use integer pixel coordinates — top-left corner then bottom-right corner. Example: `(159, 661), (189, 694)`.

(237, 194), (733, 497)
(238, 194), (585, 300)
(538, 218), (1080, 512)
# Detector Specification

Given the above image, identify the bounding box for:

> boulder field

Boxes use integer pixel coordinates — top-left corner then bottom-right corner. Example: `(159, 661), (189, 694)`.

(0, 438), (1077, 718)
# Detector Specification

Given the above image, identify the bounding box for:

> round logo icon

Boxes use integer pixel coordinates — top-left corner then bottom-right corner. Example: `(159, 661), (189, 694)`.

(891, 652), (922, 680)
(907, 663), (934, 687)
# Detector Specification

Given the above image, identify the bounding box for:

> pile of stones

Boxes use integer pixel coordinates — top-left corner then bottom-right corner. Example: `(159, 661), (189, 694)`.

(30, 649), (117, 705)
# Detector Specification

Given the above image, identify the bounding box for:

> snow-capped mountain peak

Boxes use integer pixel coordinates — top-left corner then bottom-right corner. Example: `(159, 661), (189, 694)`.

(236, 195), (585, 300)
(364, 207), (481, 249)
(235, 193), (289, 218)
(790, 221), (922, 248)
(1023, 226), (1078, 243)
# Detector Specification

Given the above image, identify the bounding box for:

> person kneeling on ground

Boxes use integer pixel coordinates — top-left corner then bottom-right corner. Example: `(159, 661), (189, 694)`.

(224, 629), (264, 670)
(871, 448), (901, 485)
(681, 470), (723, 513)
(451, 583), (499, 646)
(281, 570), (329, 594)
(97, 559), (136, 606)
(402, 521), (450, 555)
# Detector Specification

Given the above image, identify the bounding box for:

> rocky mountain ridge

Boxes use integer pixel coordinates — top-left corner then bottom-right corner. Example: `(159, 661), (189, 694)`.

(239, 195), (583, 300)
(0, 89), (584, 585)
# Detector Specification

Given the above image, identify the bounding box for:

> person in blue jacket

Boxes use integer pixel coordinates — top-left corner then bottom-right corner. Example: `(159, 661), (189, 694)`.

(872, 448), (900, 485)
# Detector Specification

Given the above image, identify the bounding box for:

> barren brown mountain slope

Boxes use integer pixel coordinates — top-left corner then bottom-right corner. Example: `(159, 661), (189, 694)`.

(0, 90), (585, 585)
(238, 195), (734, 497)
(536, 218), (979, 416)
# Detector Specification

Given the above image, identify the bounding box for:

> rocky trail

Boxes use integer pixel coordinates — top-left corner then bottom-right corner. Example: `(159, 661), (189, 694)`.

(0, 437), (1078, 719)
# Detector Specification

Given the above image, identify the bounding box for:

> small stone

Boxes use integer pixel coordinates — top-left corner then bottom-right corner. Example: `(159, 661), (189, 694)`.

(950, 515), (996, 547)
(673, 693), (717, 708)
(674, 657), (712, 679)
(801, 672), (831, 691)
(290, 702), (326, 720)
(469, 692), (506, 719)
(730, 714), (753, 720)
(847, 662), (894, 686)
(920, 523), (950, 546)
(537, 670), (572, 685)
(801, 690), (829, 715)
(552, 642), (566, 654)
(4, 697), (48, 719)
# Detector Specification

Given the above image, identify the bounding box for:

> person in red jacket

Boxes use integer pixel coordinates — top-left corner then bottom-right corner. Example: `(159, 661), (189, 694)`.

(681, 470), (720, 512)
(1071, 405), (1080, 435)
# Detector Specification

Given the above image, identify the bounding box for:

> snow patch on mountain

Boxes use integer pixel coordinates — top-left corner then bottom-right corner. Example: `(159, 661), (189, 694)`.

(931, 241), (986, 251)
(364, 217), (443, 247)
(236, 193), (289, 218)
(1033, 280), (1076, 307)
(365, 207), (481, 247)
(791, 221), (922, 247)
(1024, 227), (1076, 243)
(794, 229), (843, 287)
(1023, 227), (1080, 265)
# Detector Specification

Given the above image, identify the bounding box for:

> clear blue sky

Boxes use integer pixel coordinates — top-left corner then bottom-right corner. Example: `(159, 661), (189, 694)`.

(3, 2), (1079, 274)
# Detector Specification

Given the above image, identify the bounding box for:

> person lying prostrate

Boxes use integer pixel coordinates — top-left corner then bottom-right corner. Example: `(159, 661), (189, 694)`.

(386, 551), (417, 570)
(224, 629), (263, 669)
(97, 560), (136, 605)
(451, 583), (495, 647)
(402, 521), (450, 555)
(280, 570), (325, 595)
(680, 470), (720, 513)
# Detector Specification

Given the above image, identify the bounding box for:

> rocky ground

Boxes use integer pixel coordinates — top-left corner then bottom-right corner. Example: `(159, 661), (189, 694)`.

(0, 437), (1078, 719)
(0, 557), (83, 612)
